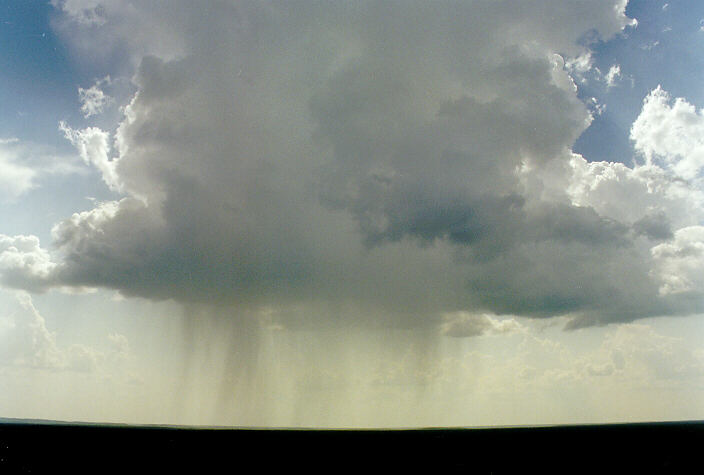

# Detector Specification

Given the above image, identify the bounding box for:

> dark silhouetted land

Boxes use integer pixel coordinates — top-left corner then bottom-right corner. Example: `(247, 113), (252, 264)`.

(1, 418), (701, 472)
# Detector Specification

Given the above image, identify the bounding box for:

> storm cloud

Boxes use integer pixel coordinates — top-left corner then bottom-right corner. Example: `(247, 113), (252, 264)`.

(7, 0), (703, 329)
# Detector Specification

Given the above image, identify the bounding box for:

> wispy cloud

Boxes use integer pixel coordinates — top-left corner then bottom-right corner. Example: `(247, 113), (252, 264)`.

(79, 76), (113, 118)
(0, 138), (87, 202)
(0, 291), (128, 372)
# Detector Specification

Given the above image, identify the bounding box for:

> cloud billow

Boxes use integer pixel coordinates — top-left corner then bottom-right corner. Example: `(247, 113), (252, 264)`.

(11, 1), (704, 328)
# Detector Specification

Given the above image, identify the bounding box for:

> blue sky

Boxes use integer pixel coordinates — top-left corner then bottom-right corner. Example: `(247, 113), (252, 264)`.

(0, 0), (78, 144)
(1, 1), (704, 427)
(575, 0), (704, 164)
(0, 1), (121, 240)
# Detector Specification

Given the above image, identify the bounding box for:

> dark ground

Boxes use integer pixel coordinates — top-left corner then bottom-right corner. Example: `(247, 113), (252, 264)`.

(1, 419), (702, 473)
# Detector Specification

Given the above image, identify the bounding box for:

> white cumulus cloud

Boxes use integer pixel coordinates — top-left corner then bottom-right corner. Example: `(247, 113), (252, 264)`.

(631, 86), (704, 181)
(0, 235), (56, 293)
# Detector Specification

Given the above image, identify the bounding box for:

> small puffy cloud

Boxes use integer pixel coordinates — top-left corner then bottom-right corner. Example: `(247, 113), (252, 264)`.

(441, 312), (525, 338)
(59, 122), (121, 191)
(587, 64), (629, 89)
(584, 97), (606, 116)
(78, 77), (113, 117)
(605, 64), (622, 88)
(631, 86), (704, 180)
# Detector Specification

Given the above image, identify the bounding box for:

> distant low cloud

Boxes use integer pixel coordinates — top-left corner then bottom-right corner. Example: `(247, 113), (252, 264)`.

(0, 292), (126, 372)
(581, 323), (704, 383)
(0, 292), (65, 369)
(441, 312), (525, 338)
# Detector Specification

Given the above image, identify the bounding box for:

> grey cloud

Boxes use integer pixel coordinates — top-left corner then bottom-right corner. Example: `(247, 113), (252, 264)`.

(632, 211), (674, 241)
(465, 238), (668, 324)
(14, 1), (698, 328)
(529, 203), (630, 247)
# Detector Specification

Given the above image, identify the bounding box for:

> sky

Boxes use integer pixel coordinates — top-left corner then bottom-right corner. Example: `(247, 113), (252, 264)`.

(1, 0), (704, 428)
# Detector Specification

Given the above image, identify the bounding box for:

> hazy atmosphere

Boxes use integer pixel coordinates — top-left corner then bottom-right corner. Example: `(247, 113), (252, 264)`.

(2, 0), (704, 427)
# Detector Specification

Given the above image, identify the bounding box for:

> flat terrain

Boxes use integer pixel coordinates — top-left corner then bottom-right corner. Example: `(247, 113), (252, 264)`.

(1, 419), (701, 472)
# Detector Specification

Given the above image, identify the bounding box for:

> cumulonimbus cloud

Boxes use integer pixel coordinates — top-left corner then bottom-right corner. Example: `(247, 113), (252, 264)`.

(8, 1), (704, 330)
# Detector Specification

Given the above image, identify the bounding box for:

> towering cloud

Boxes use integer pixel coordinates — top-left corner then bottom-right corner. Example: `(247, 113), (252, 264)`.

(9, 1), (702, 330)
